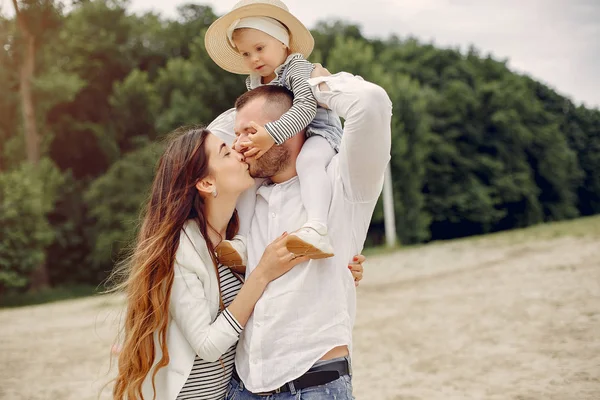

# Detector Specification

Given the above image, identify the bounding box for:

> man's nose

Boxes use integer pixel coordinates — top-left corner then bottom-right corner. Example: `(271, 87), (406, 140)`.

(234, 134), (248, 152)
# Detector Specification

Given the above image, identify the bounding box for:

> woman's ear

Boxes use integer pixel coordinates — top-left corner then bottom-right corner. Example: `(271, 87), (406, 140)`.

(195, 177), (215, 197)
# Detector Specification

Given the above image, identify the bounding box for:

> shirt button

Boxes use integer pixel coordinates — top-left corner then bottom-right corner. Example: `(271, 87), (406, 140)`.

(271, 212), (276, 218)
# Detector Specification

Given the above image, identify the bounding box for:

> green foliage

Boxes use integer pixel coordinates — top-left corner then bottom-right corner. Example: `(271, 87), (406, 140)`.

(327, 36), (432, 244)
(109, 69), (161, 153)
(45, 0), (139, 178)
(84, 141), (164, 270)
(311, 20), (364, 66)
(2, 2), (600, 298)
(0, 159), (64, 290)
(153, 35), (245, 134)
(45, 172), (96, 285)
(0, 16), (19, 170)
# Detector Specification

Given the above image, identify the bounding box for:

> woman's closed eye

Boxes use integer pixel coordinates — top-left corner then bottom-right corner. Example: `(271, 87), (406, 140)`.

(219, 143), (231, 157)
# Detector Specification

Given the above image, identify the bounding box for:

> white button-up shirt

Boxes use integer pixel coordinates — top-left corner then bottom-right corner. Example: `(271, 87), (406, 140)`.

(232, 73), (392, 392)
(208, 73), (392, 392)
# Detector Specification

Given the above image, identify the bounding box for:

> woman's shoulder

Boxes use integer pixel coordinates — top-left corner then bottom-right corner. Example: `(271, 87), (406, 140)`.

(175, 220), (212, 275)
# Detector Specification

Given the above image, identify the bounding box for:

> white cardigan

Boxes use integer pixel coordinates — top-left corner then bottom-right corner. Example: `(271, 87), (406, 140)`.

(140, 220), (241, 400)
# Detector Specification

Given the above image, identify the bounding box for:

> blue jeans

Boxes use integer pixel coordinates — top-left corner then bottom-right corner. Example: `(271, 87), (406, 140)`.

(225, 373), (354, 400)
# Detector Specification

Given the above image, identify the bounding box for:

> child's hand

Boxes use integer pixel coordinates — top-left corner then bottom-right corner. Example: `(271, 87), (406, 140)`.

(244, 121), (276, 159)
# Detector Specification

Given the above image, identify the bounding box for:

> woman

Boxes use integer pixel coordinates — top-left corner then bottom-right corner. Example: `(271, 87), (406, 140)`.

(111, 126), (364, 400)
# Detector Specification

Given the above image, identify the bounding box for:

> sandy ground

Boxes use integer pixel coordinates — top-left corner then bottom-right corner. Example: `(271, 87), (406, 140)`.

(1, 228), (599, 399)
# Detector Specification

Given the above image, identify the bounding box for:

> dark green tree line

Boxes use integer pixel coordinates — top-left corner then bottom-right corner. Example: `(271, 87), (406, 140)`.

(1, 0), (599, 292)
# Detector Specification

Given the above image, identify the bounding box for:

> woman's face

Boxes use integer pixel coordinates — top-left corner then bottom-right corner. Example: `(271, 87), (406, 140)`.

(204, 132), (254, 197)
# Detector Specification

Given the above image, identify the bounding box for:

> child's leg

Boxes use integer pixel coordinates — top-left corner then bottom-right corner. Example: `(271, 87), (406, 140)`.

(296, 136), (336, 227)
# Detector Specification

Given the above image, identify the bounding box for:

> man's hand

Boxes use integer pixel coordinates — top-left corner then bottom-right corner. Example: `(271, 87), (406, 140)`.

(311, 63), (332, 109)
(243, 121), (276, 159)
(311, 63), (332, 79)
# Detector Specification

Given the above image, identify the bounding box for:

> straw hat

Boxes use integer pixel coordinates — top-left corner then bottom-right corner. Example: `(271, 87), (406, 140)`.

(205, 0), (315, 75)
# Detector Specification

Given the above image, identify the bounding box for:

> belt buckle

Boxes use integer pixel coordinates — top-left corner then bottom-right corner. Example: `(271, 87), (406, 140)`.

(258, 386), (282, 396)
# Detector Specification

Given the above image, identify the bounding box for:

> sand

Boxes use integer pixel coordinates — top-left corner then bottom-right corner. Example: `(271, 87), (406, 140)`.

(1, 229), (599, 399)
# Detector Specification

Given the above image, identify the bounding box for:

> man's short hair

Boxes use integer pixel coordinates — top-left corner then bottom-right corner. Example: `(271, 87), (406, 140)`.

(234, 85), (294, 120)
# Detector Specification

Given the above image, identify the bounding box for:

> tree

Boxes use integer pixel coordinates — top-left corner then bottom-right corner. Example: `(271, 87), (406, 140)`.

(310, 20), (364, 65)
(4, 5), (600, 294)
(10, 0), (62, 289)
(11, 0), (61, 165)
(153, 34), (245, 134)
(0, 159), (64, 291)
(0, 16), (19, 171)
(108, 69), (161, 154)
(84, 141), (164, 272)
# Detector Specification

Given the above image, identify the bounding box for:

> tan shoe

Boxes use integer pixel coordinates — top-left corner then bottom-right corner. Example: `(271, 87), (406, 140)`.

(215, 235), (247, 274)
(286, 221), (334, 259)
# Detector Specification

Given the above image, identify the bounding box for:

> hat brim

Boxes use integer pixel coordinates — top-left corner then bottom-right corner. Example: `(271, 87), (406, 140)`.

(205, 4), (315, 75)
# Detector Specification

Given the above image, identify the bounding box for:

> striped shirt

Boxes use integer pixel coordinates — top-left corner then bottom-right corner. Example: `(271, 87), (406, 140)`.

(176, 265), (243, 400)
(246, 53), (317, 145)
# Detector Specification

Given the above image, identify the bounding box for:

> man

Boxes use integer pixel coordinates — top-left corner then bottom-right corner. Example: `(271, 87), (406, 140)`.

(211, 66), (392, 398)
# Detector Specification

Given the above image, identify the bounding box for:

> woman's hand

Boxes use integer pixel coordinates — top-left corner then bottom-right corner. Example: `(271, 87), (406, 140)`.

(256, 232), (310, 282)
(349, 254), (365, 287)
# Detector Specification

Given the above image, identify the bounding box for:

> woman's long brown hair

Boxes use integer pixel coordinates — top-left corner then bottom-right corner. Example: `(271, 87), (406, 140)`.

(110, 126), (238, 400)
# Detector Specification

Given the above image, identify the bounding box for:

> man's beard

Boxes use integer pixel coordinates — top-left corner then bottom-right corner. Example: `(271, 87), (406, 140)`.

(247, 144), (290, 178)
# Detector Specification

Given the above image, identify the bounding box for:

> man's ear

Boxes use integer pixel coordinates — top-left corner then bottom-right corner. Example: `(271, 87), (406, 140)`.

(195, 176), (216, 196)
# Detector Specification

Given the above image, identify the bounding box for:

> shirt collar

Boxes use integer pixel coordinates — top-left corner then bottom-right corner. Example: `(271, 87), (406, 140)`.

(256, 176), (299, 200)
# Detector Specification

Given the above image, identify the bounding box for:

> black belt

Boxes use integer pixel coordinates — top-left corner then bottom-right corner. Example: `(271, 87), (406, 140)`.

(232, 357), (351, 395)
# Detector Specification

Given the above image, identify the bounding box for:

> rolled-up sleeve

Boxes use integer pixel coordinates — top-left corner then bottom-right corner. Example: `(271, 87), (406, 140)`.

(308, 72), (392, 203)
(169, 264), (242, 362)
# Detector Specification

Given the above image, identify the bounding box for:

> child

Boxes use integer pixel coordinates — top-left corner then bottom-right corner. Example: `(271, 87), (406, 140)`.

(205, 0), (343, 266)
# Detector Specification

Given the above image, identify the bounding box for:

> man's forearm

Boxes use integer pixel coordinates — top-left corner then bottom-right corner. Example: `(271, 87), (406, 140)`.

(309, 73), (392, 202)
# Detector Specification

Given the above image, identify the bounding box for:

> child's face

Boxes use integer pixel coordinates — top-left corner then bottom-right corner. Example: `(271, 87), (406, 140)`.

(233, 28), (289, 78)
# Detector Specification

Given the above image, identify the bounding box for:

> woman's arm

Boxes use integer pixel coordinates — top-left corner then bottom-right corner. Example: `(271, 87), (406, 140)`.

(169, 267), (241, 362)
(170, 233), (308, 362)
(226, 233), (308, 326)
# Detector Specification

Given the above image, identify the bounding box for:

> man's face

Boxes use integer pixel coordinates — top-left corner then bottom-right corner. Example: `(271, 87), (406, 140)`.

(233, 96), (290, 178)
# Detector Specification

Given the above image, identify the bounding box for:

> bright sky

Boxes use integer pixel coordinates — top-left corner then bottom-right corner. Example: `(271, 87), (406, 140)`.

(2, 0), (599, 108)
